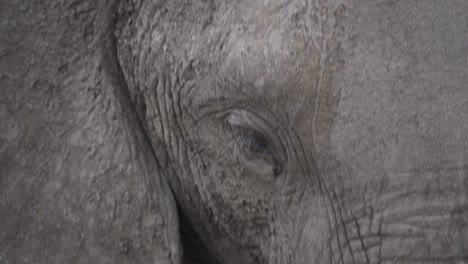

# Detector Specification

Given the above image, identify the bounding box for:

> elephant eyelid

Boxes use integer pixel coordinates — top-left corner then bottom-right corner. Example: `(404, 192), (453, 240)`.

(225, 110), (272, 136)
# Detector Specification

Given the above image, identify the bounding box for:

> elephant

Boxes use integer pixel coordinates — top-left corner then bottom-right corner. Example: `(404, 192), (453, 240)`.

(1, 0), (467, 263)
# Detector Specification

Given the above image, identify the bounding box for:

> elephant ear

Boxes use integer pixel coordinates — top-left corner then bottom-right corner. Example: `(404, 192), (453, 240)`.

(0, 1), (181, 263)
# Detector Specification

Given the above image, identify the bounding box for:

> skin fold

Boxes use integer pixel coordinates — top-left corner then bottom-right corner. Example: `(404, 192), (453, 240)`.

(1, 0), (467, 263)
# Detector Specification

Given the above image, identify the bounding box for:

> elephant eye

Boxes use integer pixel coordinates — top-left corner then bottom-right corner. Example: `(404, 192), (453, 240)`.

(225, 110), (283, 177)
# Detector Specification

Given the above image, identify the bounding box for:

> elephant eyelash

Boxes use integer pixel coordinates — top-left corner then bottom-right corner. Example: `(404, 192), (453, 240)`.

(231, 126), (272, 157)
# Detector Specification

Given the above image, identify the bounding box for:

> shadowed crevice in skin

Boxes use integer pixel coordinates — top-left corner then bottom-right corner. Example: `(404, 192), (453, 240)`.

(176, 201), (220, 264)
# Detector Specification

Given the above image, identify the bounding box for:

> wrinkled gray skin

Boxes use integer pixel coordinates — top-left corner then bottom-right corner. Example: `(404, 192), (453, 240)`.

(1, 0), (467, 263)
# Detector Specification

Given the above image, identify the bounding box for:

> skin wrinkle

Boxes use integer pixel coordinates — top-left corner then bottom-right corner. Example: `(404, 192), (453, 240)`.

(292, 130), (344, 264)
(292, 130), (343, 264)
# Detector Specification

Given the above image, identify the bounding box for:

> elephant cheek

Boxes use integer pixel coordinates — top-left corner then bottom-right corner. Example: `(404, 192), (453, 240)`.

(294, 202), (333, 264)
(268, 192), (332, 264)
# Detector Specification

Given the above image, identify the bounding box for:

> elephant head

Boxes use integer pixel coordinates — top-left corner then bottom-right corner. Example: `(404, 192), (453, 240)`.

(115, 0), (468, 263)
(1, 0), (467, 263)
